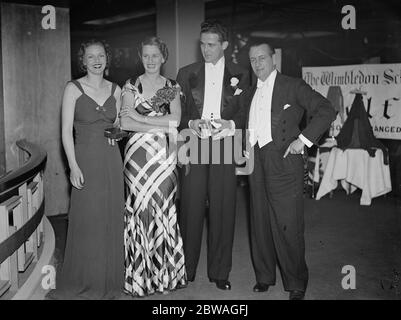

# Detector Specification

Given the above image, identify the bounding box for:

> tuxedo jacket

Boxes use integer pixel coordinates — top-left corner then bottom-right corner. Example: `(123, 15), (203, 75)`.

(233, 72), (337, 152)
(176, 60), (249, 131)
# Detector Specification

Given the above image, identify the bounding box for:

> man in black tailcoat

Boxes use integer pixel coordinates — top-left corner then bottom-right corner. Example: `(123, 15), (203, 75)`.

(176, 20), (249, 290)
(233, 42), (336, 299)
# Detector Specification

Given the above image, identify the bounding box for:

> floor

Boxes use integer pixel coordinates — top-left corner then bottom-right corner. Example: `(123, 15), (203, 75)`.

(47, 186), (401, 300)
(1, 244), (43, 300)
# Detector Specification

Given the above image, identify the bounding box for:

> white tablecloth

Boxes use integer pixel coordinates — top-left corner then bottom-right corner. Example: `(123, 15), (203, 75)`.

(316, 147), (392, 205)
(312, 138), (337, 183)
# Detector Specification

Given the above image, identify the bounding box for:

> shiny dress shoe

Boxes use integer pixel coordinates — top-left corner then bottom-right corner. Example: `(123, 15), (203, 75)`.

(209, 278), (231, 290)
(253, 283), (270, 292)
(289, 290), (305, 300)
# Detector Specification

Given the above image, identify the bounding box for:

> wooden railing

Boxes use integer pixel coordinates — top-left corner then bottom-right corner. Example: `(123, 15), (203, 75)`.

(0, 140), (47, 297)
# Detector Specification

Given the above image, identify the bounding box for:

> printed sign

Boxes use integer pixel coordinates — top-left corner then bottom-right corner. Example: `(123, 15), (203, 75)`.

(302, 64), (401, 140)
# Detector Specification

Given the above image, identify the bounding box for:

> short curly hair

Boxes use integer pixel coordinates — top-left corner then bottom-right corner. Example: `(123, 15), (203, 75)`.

(138, 36), (169, 63)
(77, 39), (111, 73)
(200, 20), (228, 43)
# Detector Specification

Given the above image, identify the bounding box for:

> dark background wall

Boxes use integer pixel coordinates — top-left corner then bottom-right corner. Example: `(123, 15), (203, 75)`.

(1, 0), (400, 202)
(66, 0), (401, 197)
(70, 16), (155, 86)
(0, 2), (71, 215)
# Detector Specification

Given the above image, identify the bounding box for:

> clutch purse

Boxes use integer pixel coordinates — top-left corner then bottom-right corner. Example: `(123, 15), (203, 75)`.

(104, 127), (128, 139)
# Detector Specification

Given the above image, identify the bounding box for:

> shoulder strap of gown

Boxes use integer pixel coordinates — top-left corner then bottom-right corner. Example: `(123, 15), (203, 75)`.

(111, 82), (117, 96)
(70, 80), (84, 93)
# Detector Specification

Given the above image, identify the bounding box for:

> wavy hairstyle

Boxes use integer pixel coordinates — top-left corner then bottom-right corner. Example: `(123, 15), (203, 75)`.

(77, 39), (111, 73)
(138, 36), (169, 63)
(200, 20), (228, 43)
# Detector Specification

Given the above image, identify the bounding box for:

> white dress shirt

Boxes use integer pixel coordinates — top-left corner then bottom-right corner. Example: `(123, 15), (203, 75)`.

(248, 70), (276, 147)
(189, 56), (235, 139)
(248, 69), (313, 148)
(202, 56), (225, 121)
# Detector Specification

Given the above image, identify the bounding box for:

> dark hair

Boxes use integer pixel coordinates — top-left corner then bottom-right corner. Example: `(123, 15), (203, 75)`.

(77, 39), (111, 72)
(249, 41), (275, 56)
(138, 36), (169, 63)
(200, 20), (228, 43)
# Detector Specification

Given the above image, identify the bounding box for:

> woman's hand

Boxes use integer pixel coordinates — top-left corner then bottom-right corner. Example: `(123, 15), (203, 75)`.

(119, 105), (144, 122)
(70, 164), (84, 189)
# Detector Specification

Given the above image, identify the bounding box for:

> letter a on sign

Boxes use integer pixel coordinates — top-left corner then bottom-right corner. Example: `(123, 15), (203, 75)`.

(341, 5), (356, 30)
(41, 265), (56, 289)
(41, 5), (56, 30)
(341, 265), (356, 289)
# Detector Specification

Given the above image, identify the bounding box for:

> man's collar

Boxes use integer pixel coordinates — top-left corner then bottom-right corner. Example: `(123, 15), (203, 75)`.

(257, 69), (277, 88)
(205, 56), (225, 69)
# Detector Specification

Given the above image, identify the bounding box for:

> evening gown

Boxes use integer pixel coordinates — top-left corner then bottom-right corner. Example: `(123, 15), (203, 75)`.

(48, 80), (124, 299)
(123, 77), (187, 297)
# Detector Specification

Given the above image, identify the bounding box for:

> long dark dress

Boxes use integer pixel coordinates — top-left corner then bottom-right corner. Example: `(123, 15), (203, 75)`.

(48, 80), (124, 299)
(123, 77), (187, 297)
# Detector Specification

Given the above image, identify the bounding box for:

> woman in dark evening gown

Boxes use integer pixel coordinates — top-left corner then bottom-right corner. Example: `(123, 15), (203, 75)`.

(47, 40), (124, 299)
(120, 37), (187, 297)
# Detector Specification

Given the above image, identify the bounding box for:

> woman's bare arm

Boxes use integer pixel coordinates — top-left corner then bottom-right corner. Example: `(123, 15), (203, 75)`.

(61, 82), (84, 189)
(120, 90), (169, 132)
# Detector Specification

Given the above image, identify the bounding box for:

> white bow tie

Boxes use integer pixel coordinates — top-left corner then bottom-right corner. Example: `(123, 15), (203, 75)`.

(257, 79), (267, 88)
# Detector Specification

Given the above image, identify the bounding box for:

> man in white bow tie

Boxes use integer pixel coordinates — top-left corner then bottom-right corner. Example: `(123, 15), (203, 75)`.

(176, 20), (249, 291)
(233, 41), (336, 299)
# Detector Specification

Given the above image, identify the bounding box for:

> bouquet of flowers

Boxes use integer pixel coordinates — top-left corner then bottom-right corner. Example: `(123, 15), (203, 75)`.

(150, 86), (179, 114)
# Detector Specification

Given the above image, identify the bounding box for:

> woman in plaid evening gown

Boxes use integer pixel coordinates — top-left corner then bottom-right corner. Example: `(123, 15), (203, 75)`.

(119, 37), (187, 297)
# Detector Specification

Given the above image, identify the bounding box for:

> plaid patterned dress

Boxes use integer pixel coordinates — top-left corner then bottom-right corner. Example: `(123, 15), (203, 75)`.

(123, 78), (187, 297)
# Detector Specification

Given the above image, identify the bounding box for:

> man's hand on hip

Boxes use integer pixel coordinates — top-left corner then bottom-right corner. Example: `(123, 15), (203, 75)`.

(284, 138), (305, 158)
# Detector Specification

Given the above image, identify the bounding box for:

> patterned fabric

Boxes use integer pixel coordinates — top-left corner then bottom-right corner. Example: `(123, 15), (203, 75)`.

(123, 77), (187, 297)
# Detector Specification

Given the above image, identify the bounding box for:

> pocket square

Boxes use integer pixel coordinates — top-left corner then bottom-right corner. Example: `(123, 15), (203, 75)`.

(283, 104), (291, 110)
(234, 88), (243, 96)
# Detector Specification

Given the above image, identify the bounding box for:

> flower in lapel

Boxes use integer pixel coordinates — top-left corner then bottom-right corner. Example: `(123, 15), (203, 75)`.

(230, 77), (239, 88)
(229, 75), (243, 96)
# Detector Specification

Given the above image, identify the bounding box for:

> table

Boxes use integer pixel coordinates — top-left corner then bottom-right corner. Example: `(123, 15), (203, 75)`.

(312, 138), (337, 183)
(316, 147), (392, 205)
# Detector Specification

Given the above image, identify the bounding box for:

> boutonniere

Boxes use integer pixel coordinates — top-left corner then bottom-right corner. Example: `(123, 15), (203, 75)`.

(230, 77), (240, 88)
(229, 75), (243, 95)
